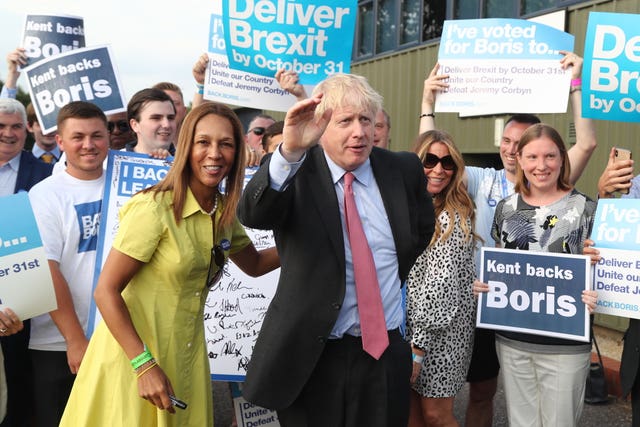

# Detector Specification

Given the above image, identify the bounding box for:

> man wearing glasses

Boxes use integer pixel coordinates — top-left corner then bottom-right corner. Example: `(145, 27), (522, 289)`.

(244, 114), (276, 174)
(245, 114), (275, 155)
(106, 111), (135, 150)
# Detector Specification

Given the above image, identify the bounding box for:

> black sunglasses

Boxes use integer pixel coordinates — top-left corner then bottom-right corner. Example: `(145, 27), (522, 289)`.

(107, 120), (130, 133)
(248, 127), (265, 136)
(423, 153), (456, 171)
(205, 245), (226, 289)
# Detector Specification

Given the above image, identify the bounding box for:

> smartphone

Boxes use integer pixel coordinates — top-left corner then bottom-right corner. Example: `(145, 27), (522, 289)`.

(169, 395), (188, 410)
(614, 147), (633, 194)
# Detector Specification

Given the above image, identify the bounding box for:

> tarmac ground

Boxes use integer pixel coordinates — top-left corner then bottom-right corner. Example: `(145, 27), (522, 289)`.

(213, 377), (633, 426)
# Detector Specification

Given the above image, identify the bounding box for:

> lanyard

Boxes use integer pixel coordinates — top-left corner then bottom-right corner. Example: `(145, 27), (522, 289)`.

(500, 170), (510, 200)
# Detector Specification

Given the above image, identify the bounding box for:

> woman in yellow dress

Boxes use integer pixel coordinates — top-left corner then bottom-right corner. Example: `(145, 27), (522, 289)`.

(60, 102), (279, 426)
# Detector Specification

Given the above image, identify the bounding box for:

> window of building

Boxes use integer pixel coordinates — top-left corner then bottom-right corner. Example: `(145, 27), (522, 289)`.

(354, 0), (585, 60)
(521, 0), (557, 16)
(485, 0), (518, 18)
(355, 0), (446, 60)
(401, 0), (421, 45)
(377, 0), (399, 53)
(357, 1), (375, 56)
(423, 2), (445, 41)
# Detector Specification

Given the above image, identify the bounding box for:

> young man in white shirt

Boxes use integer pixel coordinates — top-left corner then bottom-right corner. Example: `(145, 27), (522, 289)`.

(28, 101), (109, 426)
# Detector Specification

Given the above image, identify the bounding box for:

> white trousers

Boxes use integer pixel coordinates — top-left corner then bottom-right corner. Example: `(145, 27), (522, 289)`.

(496, 340), (590, 427)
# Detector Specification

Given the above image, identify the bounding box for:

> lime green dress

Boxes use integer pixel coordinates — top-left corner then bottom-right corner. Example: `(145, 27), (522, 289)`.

(60, 189), (250, 426)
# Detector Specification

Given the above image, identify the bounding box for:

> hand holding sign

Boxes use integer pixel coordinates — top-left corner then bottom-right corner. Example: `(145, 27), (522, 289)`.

(275, 69), (308, 101)
(0, 308), (23, 337)
(5, 48), (27, 88)
(422, 64), (449, 110)
(559, 50), (583, 79)
(477, 248), (591, 342)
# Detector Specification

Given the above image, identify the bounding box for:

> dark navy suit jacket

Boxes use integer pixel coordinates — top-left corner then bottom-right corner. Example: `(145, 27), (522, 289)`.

(14, 150), (54, 193)
(238, 146), (435, 410)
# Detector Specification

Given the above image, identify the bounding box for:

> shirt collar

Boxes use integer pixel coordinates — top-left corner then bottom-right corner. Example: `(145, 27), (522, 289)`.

(32, 144), (61, 159)
(323, 151), (373, 187)
(4, 151), (22, 172)
(183, 186), (220, 219)
(183, 187), (203, 219)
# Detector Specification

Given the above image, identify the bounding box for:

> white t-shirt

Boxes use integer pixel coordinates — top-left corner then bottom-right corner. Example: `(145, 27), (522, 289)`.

(466, 166), (515, 273)
(28, 171), (105, 351)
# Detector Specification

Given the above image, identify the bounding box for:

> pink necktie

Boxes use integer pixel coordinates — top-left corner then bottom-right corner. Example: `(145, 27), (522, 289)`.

(343, 172), (389, 360)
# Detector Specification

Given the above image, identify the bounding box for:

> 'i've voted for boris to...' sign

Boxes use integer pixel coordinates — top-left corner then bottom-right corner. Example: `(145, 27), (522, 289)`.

(435, 18), (574, 116)
(0, 192), (57, 320)
(591, 199), (640, 319)
(477, 247), (590, 342)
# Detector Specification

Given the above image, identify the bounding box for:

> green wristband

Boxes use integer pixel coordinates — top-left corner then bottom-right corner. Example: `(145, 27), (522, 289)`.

(131, 348), (154, 370)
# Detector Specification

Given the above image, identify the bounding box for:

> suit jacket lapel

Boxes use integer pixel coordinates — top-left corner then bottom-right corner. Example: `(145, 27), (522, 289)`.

(301, 147), (345, 264)
(14, 152), (29, 193)
(370, 151), (411, 267)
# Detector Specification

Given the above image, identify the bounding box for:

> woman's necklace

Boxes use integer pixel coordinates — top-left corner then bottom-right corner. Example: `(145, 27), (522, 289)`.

(207, 193), (219, 216)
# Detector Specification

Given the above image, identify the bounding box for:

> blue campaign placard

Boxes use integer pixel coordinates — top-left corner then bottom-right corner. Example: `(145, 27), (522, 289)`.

(221, 0), (357, 85)
(591, 199), (640, 250)
(23, 45), (126, 134)
(205, 8), (310, 112)
(438, 18), (574, 60)
(435, 18), (574, 115)
(478, 248), (590, 342)
(87, 150), (173, 337)
(22, 14), (85, 68)
(209, 13), (227, 56)
(0, 192), (57, 320)
(0, 192), (43, 257)
(583, 12), (640, 123)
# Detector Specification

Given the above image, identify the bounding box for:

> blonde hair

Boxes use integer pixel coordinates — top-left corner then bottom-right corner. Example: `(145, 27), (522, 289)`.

(414, 130), (478, 245)
(312, 73), (382, 120)
(144, 102), (246, 231)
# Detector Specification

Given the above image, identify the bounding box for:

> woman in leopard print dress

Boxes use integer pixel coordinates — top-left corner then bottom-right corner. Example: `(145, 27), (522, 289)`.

(407, 130), (478, 427)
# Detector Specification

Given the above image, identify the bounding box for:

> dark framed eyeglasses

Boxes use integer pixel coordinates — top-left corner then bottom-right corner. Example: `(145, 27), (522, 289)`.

(205, 244), (226, 289)
(107, 120), (130, 133)
(248, 127), (265, 136)
(423, 153), (456, 171)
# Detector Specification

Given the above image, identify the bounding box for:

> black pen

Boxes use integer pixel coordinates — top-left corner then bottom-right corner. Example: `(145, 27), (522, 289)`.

(169, 395), (188, 410)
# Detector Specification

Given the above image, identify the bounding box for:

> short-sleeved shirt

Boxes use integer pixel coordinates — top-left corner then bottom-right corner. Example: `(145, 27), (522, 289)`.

(60, 188), (250, 427)
(466, 167), (514, 271)
(28, 172), (104, 350)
